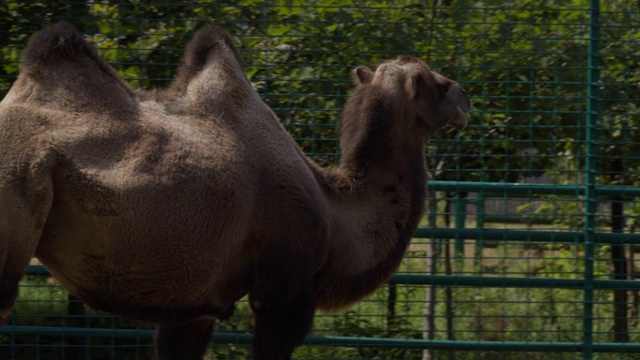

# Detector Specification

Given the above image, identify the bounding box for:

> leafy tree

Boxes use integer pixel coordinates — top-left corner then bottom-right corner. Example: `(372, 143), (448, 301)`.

(1, 0), (639, 351)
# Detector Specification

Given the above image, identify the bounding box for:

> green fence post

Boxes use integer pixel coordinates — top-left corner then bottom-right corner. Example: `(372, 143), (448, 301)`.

(474, 191), (485, 266)
(454, 192), (466, 257)
(584, 0), (600, 359)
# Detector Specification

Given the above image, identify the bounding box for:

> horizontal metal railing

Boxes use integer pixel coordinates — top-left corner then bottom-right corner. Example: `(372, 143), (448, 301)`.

(3, 325), (640, 353)
(427, 180), (640, 197)
(7, 179), (639, 354)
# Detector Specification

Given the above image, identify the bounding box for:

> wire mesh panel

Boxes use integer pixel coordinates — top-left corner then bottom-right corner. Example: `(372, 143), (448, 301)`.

(0, 1), (639, 359)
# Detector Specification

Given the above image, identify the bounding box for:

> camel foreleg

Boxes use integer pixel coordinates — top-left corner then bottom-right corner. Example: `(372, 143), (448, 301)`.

(154, 318), (215, 360)
(0, 240), (40, 323)
(0, 186), (52, 324)
(249, 245), (316, 360)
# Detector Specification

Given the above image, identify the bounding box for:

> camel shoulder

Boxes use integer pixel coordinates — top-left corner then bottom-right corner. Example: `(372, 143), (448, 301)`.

(0, 105), (58, 181)
(0, 104), (51, 131)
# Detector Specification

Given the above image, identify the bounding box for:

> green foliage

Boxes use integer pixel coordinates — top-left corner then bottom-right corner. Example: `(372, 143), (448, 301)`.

(1, 1), (638, 180)
(1, 1), (640, 359)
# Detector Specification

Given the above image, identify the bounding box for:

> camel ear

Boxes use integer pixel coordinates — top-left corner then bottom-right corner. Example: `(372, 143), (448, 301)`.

(354, 67), (374, 84)
(405, 71), (423, 99)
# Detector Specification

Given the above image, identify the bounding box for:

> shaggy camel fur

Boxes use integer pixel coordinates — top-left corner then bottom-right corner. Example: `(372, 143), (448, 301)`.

(0, 22), (470, 359)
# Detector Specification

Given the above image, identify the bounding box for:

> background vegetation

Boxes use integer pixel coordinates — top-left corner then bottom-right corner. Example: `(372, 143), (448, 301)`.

(0, 1), (639, 359)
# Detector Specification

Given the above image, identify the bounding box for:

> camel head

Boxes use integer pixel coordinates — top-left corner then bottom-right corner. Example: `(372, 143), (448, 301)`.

(354, 55), (470, 135)
(316, 56), (470, 311)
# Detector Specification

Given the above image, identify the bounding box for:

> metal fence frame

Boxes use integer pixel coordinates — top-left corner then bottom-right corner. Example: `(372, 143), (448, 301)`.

(1, 1), (639, 359)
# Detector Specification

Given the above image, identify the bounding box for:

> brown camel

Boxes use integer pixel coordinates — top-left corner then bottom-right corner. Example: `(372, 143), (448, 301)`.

(0, 22), (470, 359)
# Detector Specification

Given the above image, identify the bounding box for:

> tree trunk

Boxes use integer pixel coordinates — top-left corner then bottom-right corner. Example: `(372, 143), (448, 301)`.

(387, 283), (396, 330)
(68, 294), (85, 318)
(444, 195), (457, 360)
(610, 158), (628, 342)
(67, 294), (86, 358)
(629, 247), (639, 327)
(422, 186), (438, 360)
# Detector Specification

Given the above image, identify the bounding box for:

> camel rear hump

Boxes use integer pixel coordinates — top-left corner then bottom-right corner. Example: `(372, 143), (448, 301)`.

(159, 26), (266, 119)
(173, 26), (243, 89)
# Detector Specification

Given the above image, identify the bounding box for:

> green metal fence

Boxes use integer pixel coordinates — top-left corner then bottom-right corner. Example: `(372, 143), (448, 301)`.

(1, 1), (639, 359)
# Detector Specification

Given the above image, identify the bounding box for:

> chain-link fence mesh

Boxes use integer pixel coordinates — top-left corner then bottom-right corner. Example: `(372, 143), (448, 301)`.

(1, 1), (639, 359)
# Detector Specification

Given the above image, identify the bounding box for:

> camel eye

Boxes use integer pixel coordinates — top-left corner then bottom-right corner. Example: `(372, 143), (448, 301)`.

(437, 82), (451, 95)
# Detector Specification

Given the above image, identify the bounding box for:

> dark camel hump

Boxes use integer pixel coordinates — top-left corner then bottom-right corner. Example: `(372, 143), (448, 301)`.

(16, 22), (137, 117)
(21, 22), (111, 76)
(183, 25), (241, 74)
(161, 25), (246, 102)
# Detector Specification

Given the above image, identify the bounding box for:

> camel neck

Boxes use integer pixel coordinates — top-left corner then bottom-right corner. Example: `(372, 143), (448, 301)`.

(301, 84), (431, 310)
(310, 147), (427, 311)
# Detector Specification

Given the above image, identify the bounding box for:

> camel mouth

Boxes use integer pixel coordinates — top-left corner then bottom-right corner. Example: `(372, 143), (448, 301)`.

(451, 105), (468, 130)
